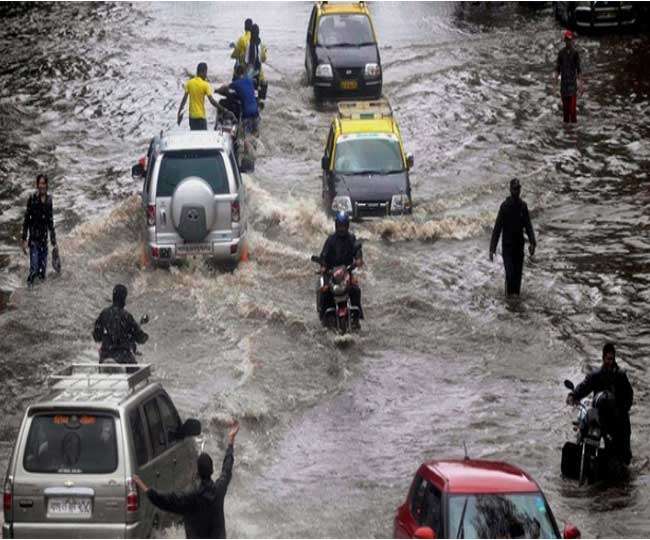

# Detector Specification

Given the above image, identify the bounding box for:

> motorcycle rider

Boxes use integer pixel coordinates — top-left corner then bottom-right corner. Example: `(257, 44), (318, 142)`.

(93, 284), (148, 364)
(566, 343), (634, 464)
(216, 64), (259, 135)
(318, 211), (363, 327)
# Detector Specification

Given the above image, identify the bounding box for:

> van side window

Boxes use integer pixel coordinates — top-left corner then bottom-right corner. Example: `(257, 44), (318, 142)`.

(143, 398), (166, 457)
(157, 394), (182, 446)
(129, 409), (149, 466)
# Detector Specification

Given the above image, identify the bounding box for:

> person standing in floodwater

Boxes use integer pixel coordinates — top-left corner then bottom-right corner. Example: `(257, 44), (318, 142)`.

(555, 30), (582, 123)
(489, 178), (536, 297)
(21, 174), (57, 286)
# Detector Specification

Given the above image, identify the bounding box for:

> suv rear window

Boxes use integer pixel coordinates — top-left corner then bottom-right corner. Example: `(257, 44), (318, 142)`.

(157, 150), (229, 197)
(23, 414), (118, 474)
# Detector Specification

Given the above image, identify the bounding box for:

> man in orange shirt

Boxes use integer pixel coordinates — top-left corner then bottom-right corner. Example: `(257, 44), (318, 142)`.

(177, 62), (226, 130)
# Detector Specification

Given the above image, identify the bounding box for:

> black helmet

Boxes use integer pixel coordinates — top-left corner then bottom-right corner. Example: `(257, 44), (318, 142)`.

(112, 284), (128, 308)
(335, 211), (350, 237)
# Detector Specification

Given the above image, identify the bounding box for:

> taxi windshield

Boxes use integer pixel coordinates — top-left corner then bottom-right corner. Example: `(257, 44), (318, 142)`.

(334, 136), (404, 175)
(448, 493), (559, 539)
(317, 14), (374, 47)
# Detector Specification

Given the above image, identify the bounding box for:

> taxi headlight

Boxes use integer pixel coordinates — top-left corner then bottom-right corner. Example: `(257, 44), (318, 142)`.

(316, 64), (334, 79)
(364, 63), (381, 79)
(332, 196), (352, 213)
(391, 193), (408, 212)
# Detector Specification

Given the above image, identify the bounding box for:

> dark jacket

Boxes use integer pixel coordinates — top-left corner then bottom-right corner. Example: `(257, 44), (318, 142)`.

(573, 362), (633, 412)
(320, 232), (360, 270)
(556, 47), (581, 97)
(92, 304), (148, 361)
(147, 445), (234, 539)
(490, 196), (536, 254)
(22, 193), (56, 246)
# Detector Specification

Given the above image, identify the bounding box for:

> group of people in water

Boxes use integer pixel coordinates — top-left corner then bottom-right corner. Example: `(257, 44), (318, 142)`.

(15, 18), (633, 539)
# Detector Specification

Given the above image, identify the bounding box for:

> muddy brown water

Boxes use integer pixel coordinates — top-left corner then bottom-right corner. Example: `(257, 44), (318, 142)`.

(0, 2), (649, 537)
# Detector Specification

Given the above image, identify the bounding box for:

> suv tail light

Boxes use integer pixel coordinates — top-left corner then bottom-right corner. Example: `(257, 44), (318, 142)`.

(3, 476), (13, 517)
(147, 204), (156, 227)
(231, 200), (241, 223)
(126, 477), (138, 513)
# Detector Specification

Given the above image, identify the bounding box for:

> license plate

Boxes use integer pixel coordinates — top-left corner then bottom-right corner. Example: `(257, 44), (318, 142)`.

(340, 80), (358, 90)
(47, 497), (92, 518)
(177, 243), (212, 255)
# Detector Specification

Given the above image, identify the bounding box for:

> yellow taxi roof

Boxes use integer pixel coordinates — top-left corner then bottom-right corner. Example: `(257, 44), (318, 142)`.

(319, 2), (370, 15)
(339, 117), (397, 135)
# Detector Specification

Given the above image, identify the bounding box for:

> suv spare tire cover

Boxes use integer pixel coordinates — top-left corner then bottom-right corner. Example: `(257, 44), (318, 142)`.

(171, 176), (216, 243)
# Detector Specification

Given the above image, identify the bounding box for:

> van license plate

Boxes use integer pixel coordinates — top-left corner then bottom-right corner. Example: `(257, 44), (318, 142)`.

(177, 243), (212, 255)
(47, 497), (92, 518)
(340, 80), (358, 90)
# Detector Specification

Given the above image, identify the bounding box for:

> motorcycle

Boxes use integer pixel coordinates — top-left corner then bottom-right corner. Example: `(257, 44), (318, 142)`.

(311, 255), (361, 335)
(99, 314), (149, 365)
(561, 379), (616, 485)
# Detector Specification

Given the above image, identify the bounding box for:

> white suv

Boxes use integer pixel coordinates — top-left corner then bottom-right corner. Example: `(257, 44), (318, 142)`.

(131, 130), (248, 267)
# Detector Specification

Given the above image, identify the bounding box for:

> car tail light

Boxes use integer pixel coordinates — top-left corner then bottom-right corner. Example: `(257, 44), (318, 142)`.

(147, 204), (156, 227)
(231, 200), (241, 223)
(3, 476), (13, 516)
(126, 477), (138, 513)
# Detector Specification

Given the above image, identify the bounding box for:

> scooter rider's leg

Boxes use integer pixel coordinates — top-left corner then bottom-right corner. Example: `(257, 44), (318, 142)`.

(350, 285), (363, 320)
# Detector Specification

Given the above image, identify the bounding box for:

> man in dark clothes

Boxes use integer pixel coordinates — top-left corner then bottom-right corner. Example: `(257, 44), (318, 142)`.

(93, 284), (148, 364)
(133, 421), (240, 539)
(489, 178), (536, 296)
(555, 30), (582, 123)
(318, 211), (364, 326)
(21, 174), (57, 286)
(567, 343), (633, 464)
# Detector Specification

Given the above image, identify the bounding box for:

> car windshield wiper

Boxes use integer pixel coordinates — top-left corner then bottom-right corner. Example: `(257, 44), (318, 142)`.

(456, 496), (469, 539)
(377, 169), (405, 174)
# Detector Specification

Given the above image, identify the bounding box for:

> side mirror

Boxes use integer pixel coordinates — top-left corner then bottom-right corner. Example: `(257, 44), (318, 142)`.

(321, 155), (329, 170)
(311, 255), (321, 264)
(406, 153), (414, 169)
(564, 379), (575, 391)
(414, 526), (436, 539)
(563, 524), (580, 539)
(139, 314), (150, 325)
(179, 418), (202, 438)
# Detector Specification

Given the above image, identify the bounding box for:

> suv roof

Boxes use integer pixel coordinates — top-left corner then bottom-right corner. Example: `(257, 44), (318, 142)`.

(423, 459), (540, 494)
(336, 100), (399, 136)
(159, 130), (233, 153)
(32, 364), (156, 410)
(318, 1), (371, 16)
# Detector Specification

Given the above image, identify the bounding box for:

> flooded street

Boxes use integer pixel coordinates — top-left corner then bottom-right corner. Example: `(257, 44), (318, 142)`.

(1, 2), (650, 537)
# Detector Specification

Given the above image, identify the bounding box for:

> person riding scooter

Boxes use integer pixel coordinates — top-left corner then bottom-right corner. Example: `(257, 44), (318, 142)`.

(318, 211), (364, 328)
(566, 343), (634, 465)
(93, 284), (149, 364)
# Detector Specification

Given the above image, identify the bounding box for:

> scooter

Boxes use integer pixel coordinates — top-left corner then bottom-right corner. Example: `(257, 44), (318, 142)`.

(561, 379), (615, 485)
(311, 256), (360, 335)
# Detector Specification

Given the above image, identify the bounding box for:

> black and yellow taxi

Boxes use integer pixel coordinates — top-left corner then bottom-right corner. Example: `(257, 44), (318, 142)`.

(305, 1), (382, 101)
(321, 99), (414, 218)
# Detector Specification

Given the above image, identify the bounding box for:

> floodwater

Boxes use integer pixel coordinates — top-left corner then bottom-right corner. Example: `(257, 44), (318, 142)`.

(1, 2), (649, 537)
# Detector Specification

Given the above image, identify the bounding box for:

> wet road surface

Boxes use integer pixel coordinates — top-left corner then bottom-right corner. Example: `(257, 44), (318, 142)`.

(1, 2), (649, 537)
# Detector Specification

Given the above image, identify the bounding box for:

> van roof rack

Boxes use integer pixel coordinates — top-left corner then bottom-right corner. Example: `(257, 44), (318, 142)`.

(337, 99), (393, 121)
(47, 364), (152, 394)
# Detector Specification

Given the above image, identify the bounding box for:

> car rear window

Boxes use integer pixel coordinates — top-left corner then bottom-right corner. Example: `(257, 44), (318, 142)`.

(157, 150), (229, 197)
(23, 414), (118, 474)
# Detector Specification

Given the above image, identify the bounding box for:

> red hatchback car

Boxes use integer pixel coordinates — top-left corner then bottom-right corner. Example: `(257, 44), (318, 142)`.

(394, 459), (581, 539)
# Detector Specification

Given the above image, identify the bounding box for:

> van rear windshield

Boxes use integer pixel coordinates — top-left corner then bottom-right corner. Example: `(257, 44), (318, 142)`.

(23, 414), (118, 474)
(157, 150), (229, 197)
